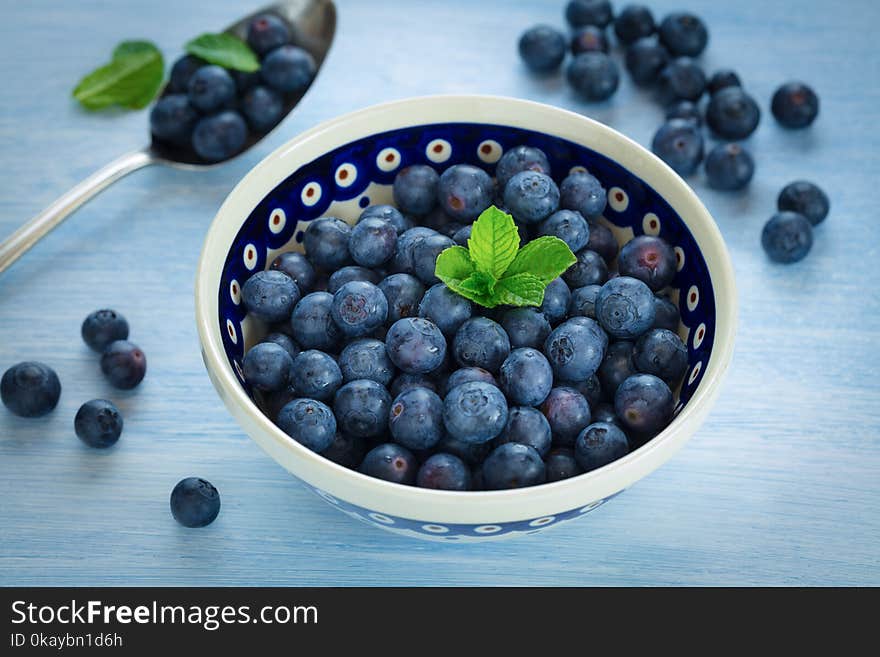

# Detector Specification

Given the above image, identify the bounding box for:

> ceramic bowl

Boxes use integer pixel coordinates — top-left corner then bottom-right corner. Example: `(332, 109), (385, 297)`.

(195, 95), (736, 542)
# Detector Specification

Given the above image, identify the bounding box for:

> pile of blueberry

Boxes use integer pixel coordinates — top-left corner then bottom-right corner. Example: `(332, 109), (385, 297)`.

(518, 1), (826, 263)
(240, 144), (689, 491)
(150, 14), (315, 162)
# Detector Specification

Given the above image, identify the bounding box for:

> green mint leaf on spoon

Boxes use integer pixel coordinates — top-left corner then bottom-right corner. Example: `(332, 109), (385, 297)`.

(185, 33), (260, 72)
(72, 40), (164, 111)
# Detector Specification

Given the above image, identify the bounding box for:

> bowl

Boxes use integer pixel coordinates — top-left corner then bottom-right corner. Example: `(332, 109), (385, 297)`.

(195, 95), (736, 542)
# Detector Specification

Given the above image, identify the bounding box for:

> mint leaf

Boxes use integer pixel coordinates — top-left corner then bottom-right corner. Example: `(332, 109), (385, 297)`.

(73, 40), (164, 110)
(435, 245), (476, 287)
(495, 273), (546, 307)
(185, 33), (260, 72)
(446, 275), (496, 307)
(468, 206), (521, 279)
(504, 236), (577, 285)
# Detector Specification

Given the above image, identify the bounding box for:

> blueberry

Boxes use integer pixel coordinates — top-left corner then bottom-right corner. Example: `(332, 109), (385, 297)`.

(438, 164), (493, 222)
(761, 212), (813, 264)
(231, 69), (261, 93)
(261, 45), (315, 93)
(537, 210), (590, 252)
(595, 276), (656, 339)
(499, 307), (551, 350)
(290, 349), (342, 401)
(570, 373), (603, 408)
(290, 292), (341, 351)
(360, 443), (417, 485)
(149, 94), (198, 145)
(388, 386), (444, 450)
(618, 235), (676, 291)
(1, 362), (61, 418)
(260, 332), (301, 361)
(543, 316), (607, 381)
(348, 216), (397, 268)
(330, 281), (388, 338)
(452, 224), (472, 246)
(625, 37), (669, 85)
(566, 52), (620, 101)
(379, 273), (425, 324)
(320, 432), (367, 469)
(358, 204), (412, 235)
(100, 340), (146, 390)
(443, 381), (508, 444)
(657, 57), (706, 105)
(393, 165), (439, 216)
(658, 12), (708, 57)
(586, 221), (618, 263)
(495, 145), (551, 189)
(327, 266), (381, 294)
(453, 317), (511, 373)
(81, 309), (129, 352)
(168, 55), (204, 93)
(170, 477), (220, 528)
(436, 433), (492, 466)
(545, 447), (583, 481)
(705, 142), (755, 191)
(243, 342), (293, 392)
(614, 5), (656, 44)
(444, 367), (497, 396)
(242, 269), (301, 323)
(651, 119), (704, 176)
(541, 386), (592, 447)
(598, 340), (637, 399)
(270, 252), (316, 292)
(518, 25), (567, 72)
(278, 397), (337, 451)
(187, 65), (235, 113)
(192, 111), (247, 162)
(559, 171), (607, 220)
(575, 421), (629, 471)
(391, 227), (438, 274)
(413, 233), (455, 285)
(566, 0), (613, 28)
(563, 248), (608, 288)
(385, 317), (447, 374)
(495, 406), (552, 457)
(665, 100), (702, 127)
(483, 443), (546, 490)
(568, 284), (600, 319)
(390, 373), (438, 398)
(771, 81), (819, 129)
(540, 277), (572, 325)
(706, 87), (761, 140)
(74, 399), (123, 448)
(708, 69), (741, 95)
(242, 85), (283, 132)
(634, 328), (687, 384)
(246, 14), (290, 55)
(499, 348), (554, 407)
(614, 373), (673, 434)
(338, 343), (393, 391)
(419, 283), (473, 337)
(777, 181), (829, 226)
(416, 453), (471, 490)
(571, 26), (610, 54)
(592, 401), (619, 426)
(652, 295), (680, 331)
(503, 171), (560, 224)
(304, 217), (352, 271)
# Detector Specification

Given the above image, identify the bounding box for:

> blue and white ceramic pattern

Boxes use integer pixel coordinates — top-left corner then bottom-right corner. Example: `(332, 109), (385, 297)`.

(196, 96), (736, 541)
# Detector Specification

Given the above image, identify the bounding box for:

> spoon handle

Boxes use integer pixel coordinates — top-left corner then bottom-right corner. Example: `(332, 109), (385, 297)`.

(0, 148), (156, 275)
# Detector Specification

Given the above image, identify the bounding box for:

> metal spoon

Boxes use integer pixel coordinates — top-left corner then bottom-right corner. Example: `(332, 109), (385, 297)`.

(0, 0), (336, 275)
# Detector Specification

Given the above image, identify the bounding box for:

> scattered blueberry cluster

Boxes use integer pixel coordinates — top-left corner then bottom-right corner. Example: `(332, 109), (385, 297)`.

(517, 2), (825, 263)
(241, 144), (689, 491)
(150, 14), (315, 162)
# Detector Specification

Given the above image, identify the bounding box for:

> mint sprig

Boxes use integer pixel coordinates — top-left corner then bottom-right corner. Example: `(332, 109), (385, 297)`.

(72, 40), (164, 110)
(434, 206), (577, 308)
(185, 33), (260, 72)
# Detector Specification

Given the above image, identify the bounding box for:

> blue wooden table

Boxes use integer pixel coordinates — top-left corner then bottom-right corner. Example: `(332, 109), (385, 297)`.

(1, 0), (878, 586)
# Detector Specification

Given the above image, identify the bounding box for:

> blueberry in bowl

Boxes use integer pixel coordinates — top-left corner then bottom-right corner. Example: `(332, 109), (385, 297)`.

(195, 96), (736, 541)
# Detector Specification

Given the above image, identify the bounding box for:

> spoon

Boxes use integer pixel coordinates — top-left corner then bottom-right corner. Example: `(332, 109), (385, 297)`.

(0, 0), (336, 275)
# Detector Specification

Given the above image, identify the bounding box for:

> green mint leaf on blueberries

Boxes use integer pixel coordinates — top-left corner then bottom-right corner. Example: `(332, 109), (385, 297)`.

(434, 205), (577, 308)
(72, 40), (164, 110)
(185, 33), (260, 72)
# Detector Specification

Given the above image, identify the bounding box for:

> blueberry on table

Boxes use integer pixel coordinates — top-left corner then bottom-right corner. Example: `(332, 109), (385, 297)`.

(544, 316), (608, 382)
(417, 453), (471, 491)
(390, 373), (438, 398)
(651, 118), (704, 176)
(290, 292), (341, 351)
(320, 432), (367, 469)
(437, 164), (494, 222)
(385, 317), (447, 374)
(327, 265), (381, 294)
(566, 0), (614, 28)
(586, 220), (617, 263)
(545, 447), (583, 482)
(541, 386), (592, 447)
(168, 54), (204, 93)
(100, 340), (146, 390)
(444, 367), (498, 396)
(707, 69), (741, 96)
(391, 226), (438, 274)
(333, 379), (392, 439)
(625, 37), (669, 85)
(618, 235), (676, 291)
(261, 45), (316, 93)
(290, 350), (342, 401)
(482, 443), (546, 490)
(652, 295), (680, 332)
(495, 145), (551, 189)
(443, 381), (509, 444)
(243, 342), (293, 392)
(634, 328), (688, 385)
(614, 373), (673, 435)
(412, 233), (455, 285)
(500, 348), (554, 407)
(419, 283), (472, 337)
(495, 406), (553, 457)
(598, 340), (637, 399)
(571, 26), (610, 54)
(277, 398), (337, 452)
(575, 421), (629, 472)
(771, 81), (820, 128)
(339, 338), (395, 386)
(595, 276), (656, 339)
(242, 85), (283, 132)
(260, 332), (300, 361)
(563, 248), (608, 288)
(393, 165), (439, 216)
(360, 443), (418, 485)
(1, 362), (61, 418)
(658, 12), (708, 57)
(540, 277), (572, 325)
(170, 477), (221, 528)
(149, 94), (198, 146)
(192, 111), (248, 162)
(614, 5), (656, 45)
(559, 171), (607, 220)
(270, 252), (316, 292)
(358, 204), (413, 235)
(705, 87), (761, 140)
(81, 309), (129, 352)
(74, 399), (123, 448)
(187, 65), (236, 113)
(349, 216), (397, 268)
(499, 307), (551, 349)
(453, 317), (511, 373)
(566, 52), (620, 102)
(665, 100), (702, 127)
(538, 209), (590, 252)
(705, 142), (755, 191)
(242, 269), (301, 323)
(761, 212), (814, 264)
(246, 13), (291, 56)
(389, 386), (444, 450)
(569, 284), (602, 319)
(330, 281), (388, 338)
(657, 57), (706, 104)
(304, 217), (353, 272)
(379, 273), (425, 324)
(777, 181), (829, 226)
(518, 25), (567, 73)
